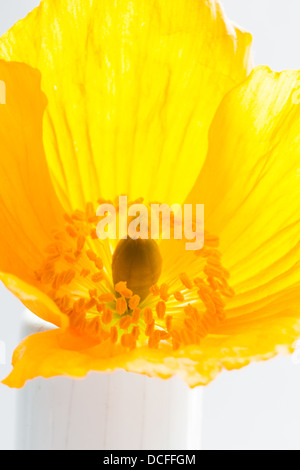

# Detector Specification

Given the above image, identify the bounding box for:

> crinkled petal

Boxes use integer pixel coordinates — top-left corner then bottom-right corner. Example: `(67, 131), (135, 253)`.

(4, 304), (300, 388)
(0, 60), (67, 325)
(0, 273), (68, 328)
(0, 0), (252, 210)
(0, 60), (65, 281)
(186, 66), (300, 330)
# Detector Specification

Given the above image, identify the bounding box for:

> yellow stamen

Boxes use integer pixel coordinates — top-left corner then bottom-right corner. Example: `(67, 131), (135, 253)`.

(156, 301), (166, 319)
(110, 326), (118, 344)
(165, 315), (172, 331)
(116, 297), (128, 315)
(119, 315), (132, 330)
(128, 294), (140, 310)
(159, 283), (169, 301)
(143, 307), (153, 324)
(145, 320), (155, 337)
(132, 308), (141, 324)
(179, 272), (193, 290)
(149, 284), (160, 296)
(99, 293), (115, 302)
(36, 199), (233, 355)
(102, 308), (113, 325)
(91, 272), (104, 283)
(174, 291), (185, 303)
(115, 281), (133, 299)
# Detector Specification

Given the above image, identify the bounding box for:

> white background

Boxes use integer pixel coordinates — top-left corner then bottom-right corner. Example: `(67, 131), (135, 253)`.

(1, 0), (300, 450)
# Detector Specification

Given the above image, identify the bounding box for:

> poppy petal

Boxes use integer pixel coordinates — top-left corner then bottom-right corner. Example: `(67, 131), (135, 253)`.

(0, 273), (68, 328)
(0, 0), (252, 209)
(0, 60), (65, 282)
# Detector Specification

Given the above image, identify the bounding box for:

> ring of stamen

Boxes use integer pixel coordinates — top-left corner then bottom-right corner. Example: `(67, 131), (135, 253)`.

(34, 198), (234, 353)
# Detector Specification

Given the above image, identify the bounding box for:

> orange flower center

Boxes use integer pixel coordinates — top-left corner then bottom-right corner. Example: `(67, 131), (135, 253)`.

(34, 199), (234, 352)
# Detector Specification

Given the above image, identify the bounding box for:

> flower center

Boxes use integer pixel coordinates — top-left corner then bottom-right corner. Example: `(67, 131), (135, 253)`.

(34, 198), (234, 352)
(112, 238), (162, 301)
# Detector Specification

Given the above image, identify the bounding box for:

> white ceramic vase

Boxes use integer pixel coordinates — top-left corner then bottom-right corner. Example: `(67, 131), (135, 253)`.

(15, 310), (203, 450)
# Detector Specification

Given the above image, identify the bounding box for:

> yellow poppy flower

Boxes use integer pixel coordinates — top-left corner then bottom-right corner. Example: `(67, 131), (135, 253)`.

(0, 0), (299, 389)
